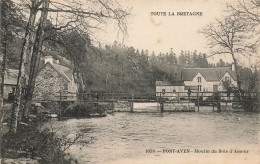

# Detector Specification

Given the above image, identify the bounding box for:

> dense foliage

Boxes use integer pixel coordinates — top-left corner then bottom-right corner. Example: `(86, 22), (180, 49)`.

(2, 121), (78, 163)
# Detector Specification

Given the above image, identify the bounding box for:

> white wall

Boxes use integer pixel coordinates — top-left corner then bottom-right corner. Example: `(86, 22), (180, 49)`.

(183, 72), (238, 92)
(184, 73), (221, 92)
(155, 72), (238, 100)
(156, 85), (185, 99)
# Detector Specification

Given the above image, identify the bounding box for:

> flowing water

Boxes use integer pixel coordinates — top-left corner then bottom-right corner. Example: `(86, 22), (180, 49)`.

(45, 106), (260, 164)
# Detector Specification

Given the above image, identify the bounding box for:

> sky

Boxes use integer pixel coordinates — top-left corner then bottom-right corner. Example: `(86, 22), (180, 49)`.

(96, 0), (226, 59)
(94, 0), (259, 67)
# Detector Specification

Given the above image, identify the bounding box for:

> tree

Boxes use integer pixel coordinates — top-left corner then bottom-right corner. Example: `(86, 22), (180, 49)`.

(22, 0), (129, 120)
(168, 48), (177, 64)
(9, 0), (42, 133)
(200, 13), (257, 93)
(200, 53), (209, 68)
(22, 0), (50, 120)
(193, 52), (209, 68)
(227, 0), (260, 64)
(185, 50), (193, 67)
(8, 0), (129, 131)
(227, 0), (260, 26)
(61, 31), (91, 93)
(1, 0), (22, 137)
(178, 50), (186, 66)
(216, 59), (226, 67)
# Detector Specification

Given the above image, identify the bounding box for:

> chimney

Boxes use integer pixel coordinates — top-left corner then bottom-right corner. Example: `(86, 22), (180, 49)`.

(231, 63), (235, 71)
(44, 56), (54, 65)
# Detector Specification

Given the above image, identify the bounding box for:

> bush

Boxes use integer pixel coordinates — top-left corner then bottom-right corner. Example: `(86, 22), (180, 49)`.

(63, 102), (108, 117)
(2, 122), (78, 164)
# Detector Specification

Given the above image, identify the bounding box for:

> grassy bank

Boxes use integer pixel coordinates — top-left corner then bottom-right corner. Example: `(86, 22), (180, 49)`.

(1, 115), (78, 164)
(1, 101), (110, 164)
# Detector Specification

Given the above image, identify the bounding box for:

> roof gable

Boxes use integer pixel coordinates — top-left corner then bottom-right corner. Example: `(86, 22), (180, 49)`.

(221, 71), (236, 81)
(182, 67), (237, 82)
(3, 69), (29, 85)
(39, 62), (72, 82)
(190, 72), (207, 82)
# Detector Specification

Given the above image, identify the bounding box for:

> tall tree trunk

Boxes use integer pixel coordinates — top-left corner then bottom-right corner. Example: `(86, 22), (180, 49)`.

(0, 94), (3, 158)
(1, 26), (7, 104)
(23, 0), (50, 119)
(9, 2), (38, 133)
(75, 70), (84, 100)
(1, 20), (8, 125)
(230, 51), (249, 109)
(0, 0), (6, 157)
(231, 51), (242, 92)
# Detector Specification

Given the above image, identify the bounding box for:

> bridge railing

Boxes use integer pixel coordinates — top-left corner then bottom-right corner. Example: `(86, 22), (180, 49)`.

(33, 91), (259, 103)
(32, 90), (259, 113)
(155, 91), (259, 102)
(31, 87), (259, 103)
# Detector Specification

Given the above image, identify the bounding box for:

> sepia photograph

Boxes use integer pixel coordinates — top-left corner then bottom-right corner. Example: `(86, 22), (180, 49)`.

(0, 0), (260, 163)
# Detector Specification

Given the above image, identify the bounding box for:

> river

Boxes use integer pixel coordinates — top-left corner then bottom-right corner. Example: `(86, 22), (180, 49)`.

(44, 106), (260, 164)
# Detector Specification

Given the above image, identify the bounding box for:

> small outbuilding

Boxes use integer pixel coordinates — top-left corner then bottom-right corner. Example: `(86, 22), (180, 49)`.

(0, 69), (28, 100)
(155, 81), (185, 100)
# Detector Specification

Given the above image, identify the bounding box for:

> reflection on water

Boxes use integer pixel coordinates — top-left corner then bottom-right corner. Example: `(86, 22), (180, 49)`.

(46, 107), (260, 164)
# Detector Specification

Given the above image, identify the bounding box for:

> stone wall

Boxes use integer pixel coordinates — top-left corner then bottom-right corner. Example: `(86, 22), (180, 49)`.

(113, 101), (132, 112)
(33, 64), (68, 101)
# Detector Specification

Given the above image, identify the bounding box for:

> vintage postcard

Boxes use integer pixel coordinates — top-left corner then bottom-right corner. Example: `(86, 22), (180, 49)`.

(0, 0), (259, 163)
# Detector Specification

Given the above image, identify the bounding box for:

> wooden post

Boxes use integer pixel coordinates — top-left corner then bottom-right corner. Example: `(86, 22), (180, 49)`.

(217, 92), (221, 112)
(243, 96), (245, 109)
(112, 92), (114, 111)
(131, 92), (134, 112)
(197, 92), (200, 112)
(218, 97), (221, 112)
(213, 93), (215, 111)
(160, 102), (164, 112)
(177, 92), (180, 103)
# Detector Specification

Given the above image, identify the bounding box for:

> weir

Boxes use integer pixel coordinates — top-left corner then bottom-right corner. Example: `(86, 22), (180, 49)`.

(111, 101), (195, 112)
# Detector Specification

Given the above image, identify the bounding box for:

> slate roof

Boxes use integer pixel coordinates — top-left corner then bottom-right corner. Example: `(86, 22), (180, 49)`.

(52, 63), (73, 81)
(1, 63), (74, 86)
(43, 62), (74, 82)
(4, 69), (18, 85)
(155, 81), (185, 86)
(181, 67), (237, 82)
(3, 69), (28, 85)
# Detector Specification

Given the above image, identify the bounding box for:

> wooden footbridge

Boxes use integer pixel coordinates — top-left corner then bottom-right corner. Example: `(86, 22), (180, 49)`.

(52, 91), (259, 112)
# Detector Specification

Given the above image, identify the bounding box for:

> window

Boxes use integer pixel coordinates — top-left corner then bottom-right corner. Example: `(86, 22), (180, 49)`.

(173, 89), (176, 93)
(198, 85), (202, 92)
(162, 89), (165, 95)
(225, 77), (230, 82)
(198, 77), (201, 82)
